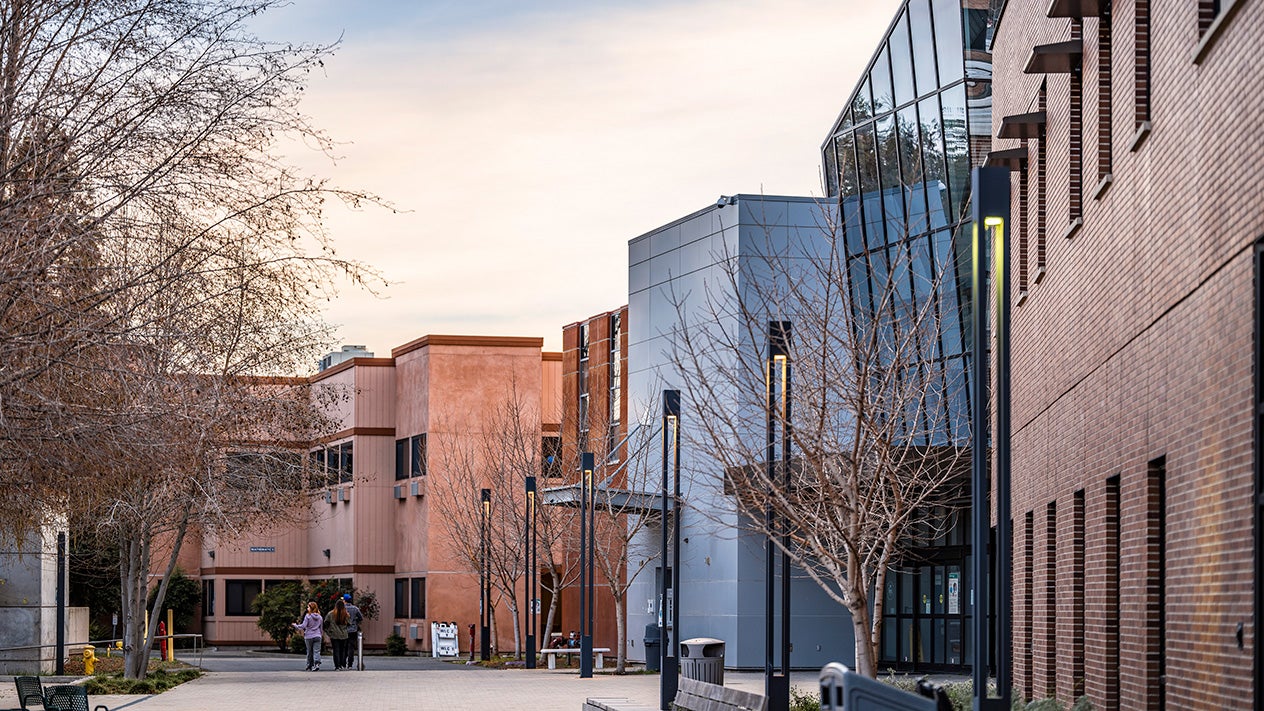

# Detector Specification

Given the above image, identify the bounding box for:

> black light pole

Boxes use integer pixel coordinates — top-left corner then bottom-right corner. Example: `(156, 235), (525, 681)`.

(970, 166), (1012, 711)
(766, 321), (792, 711)
(480, 488), (492, 662)
(580, 452), (595, 678)
(56, 531), (66, 676)
(659, 390), (682, 710)
(525, 475), (537, 669)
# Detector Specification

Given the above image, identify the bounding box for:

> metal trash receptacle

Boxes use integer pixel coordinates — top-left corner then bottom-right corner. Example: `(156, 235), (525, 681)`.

(679, 637), (724, 685)
(644, 623), (661, 672)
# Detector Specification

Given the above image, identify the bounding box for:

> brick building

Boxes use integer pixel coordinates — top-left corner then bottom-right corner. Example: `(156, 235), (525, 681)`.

(989, 0), (1263, 707)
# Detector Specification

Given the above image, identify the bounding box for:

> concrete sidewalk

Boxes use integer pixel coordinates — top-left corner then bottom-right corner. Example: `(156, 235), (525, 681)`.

(0, 668), (822, 711)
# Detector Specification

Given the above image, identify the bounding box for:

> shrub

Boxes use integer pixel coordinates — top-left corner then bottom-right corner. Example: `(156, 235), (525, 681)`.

(385, 633), (407, 656)
(790, 686), (821, 711)
(289, 634), (306, 655)
(253, 581), (307, 651)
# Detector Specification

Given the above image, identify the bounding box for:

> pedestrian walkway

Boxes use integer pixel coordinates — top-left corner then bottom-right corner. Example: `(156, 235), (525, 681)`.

(0, 666), (822, 711)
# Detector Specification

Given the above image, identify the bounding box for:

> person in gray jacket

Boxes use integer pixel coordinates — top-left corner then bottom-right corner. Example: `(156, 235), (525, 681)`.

(343, 593), (364, 669)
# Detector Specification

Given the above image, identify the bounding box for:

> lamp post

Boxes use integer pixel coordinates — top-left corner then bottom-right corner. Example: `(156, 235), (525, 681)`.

(525, 475), (538, 669)
(480, 488), (491, 662)
(970, 166), (1012, 711)
(579, 452), (595, 678)
(766, 321), (792, 711)
(659, 390), (682, 710)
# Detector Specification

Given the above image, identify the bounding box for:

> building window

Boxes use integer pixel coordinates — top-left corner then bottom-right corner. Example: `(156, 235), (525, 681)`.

(1018, 143), (1030, 293)
(1072, 489), (1086, 698)
(411, 434), (426, 476)
(542, 436), (562, 478)
(225, 579), (262, 616)
(1199, 0), (1221, 35)
(1105, 474), (1121, 709)
(395, 439), (408, 481)
(1098, 0), (1113, 180)
(1069, 21), (1084, 224)
(578, 323), (590, 454)
(1146, 457), (1167, 710)
(607, 313), (622, 461)
(410, 578), (426, 619)
(1043, 501), (1057, 698)
(339, 441), (353, 484)
(1022, 511), (1034, 700)
(202, 579), (215, 618)
(1135, 0), (1150, 128)
(396, 434), (426, 479)
(1036, 81), (1048, 277)
(394, 578), (407, 619)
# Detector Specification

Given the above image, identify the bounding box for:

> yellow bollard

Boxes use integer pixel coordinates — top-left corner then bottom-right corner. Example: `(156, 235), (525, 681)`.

(82, 646), (96, 675)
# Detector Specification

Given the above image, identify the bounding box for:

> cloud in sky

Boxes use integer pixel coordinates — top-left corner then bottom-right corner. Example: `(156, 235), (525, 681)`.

(262, 0), (900, 356)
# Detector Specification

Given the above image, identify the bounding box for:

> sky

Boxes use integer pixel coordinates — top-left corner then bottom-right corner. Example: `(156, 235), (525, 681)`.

(254, 0), (901, 356)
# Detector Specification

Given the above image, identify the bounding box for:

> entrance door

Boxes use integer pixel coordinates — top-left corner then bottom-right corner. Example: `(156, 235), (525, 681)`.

(880, 555), (971, 672)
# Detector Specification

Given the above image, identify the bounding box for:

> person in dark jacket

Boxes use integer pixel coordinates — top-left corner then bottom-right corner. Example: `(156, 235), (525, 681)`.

(324, 599), (351, 670)
(343, 594), (364, 669)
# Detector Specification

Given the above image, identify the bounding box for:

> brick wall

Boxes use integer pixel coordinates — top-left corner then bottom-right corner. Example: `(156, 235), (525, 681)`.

(991, 0), (1264, 706)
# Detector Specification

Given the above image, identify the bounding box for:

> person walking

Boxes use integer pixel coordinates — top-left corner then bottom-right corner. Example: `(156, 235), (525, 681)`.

(343, 594), (364, 670)
(293, 601), (325, 671)
(324, 599), (351, 670)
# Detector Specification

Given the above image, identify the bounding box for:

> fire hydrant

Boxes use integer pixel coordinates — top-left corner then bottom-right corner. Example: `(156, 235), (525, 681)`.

(82, 646), (96, 675)
(158, 621), (167, 660)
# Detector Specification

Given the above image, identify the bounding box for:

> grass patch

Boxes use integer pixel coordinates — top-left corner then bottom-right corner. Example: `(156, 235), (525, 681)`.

(83, 668), (202, 695)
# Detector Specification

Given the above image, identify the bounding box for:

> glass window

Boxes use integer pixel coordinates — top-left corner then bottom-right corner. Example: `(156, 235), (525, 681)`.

(411, 434), (426, 476)
(938, 85), (971, 222)
(877, 115), (906, 248)
(896, 105), (927, 229)
(908, 0), (939, 97)
(340, 442), (353, 484)
(410, 578), (426, 619)
(824, 138), (839, 197)
(852, 74), (874, 122)
(849, 257), (872, 320)
(890, 13), (916, 107)
(542, 436), (562, 477)
(202, 580), (215, 618)
(225, 580), (262, 616)
(871, 45), (895, 115)
(394, 439), (407, 481)
(933, 0), (965, 85)
(854, 122), (884, 250)
(918, 95), (949, 226)
(933, 229), (963, 356)
(394, 578), (407, 618)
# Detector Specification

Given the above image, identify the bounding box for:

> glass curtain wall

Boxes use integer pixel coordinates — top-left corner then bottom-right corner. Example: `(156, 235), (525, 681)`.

(821, 0), (1001, 673)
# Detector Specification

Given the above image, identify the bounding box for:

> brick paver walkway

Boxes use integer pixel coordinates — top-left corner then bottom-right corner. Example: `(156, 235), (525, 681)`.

(0, 668), (822, 711)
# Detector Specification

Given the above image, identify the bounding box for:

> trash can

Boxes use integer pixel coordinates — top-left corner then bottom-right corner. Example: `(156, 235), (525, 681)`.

(643, 624), (661, 672)
(679, 637), (725, 685)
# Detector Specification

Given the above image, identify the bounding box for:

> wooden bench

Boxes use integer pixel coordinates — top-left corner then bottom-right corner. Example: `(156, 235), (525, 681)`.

(583, 677), (765, 711)
(537, 646), (611, 670)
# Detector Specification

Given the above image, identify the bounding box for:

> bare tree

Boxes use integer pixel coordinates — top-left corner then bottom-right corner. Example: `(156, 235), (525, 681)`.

(668, 203), (970, 677)
(430, 387), (577, 659)
(0, 0), (381, 678)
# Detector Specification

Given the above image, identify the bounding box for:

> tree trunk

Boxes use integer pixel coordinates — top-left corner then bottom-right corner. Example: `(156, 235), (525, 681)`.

(849, 599), (877, 678)
(542, 587), (559, 648)
(614, 593), (626, 673)
(120, 532), (151, 679)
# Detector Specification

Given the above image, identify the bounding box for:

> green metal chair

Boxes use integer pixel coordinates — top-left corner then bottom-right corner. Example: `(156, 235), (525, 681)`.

(41, 685), (108, 711)
(14, 676), (45, 710)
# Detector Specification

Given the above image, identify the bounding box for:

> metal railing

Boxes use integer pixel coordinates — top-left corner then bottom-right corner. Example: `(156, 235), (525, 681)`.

(0, 633), (205, 671)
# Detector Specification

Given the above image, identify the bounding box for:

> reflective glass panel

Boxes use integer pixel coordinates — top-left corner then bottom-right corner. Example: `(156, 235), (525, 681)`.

(853, 74), (875, 123)
(896, 104), (927, 226)
(939, 85), (971, 221)
(933, 228), (963, 356)
(824, 137), (839, 197)
(890, 12), (915, 108)
(908, 0), (939, 97)
(932, 0), (965, 85)
(855, 122), (886, 250)
(883, 618), (898, 660)
(871, 45), (895, 115)
(900, 619), (914, 662)
(918, 95), (949, 226)
(849, 257), (871, 317)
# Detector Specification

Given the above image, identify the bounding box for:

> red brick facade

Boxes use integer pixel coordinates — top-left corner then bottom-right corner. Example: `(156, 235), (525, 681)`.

(992, 0), (1263, 707)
